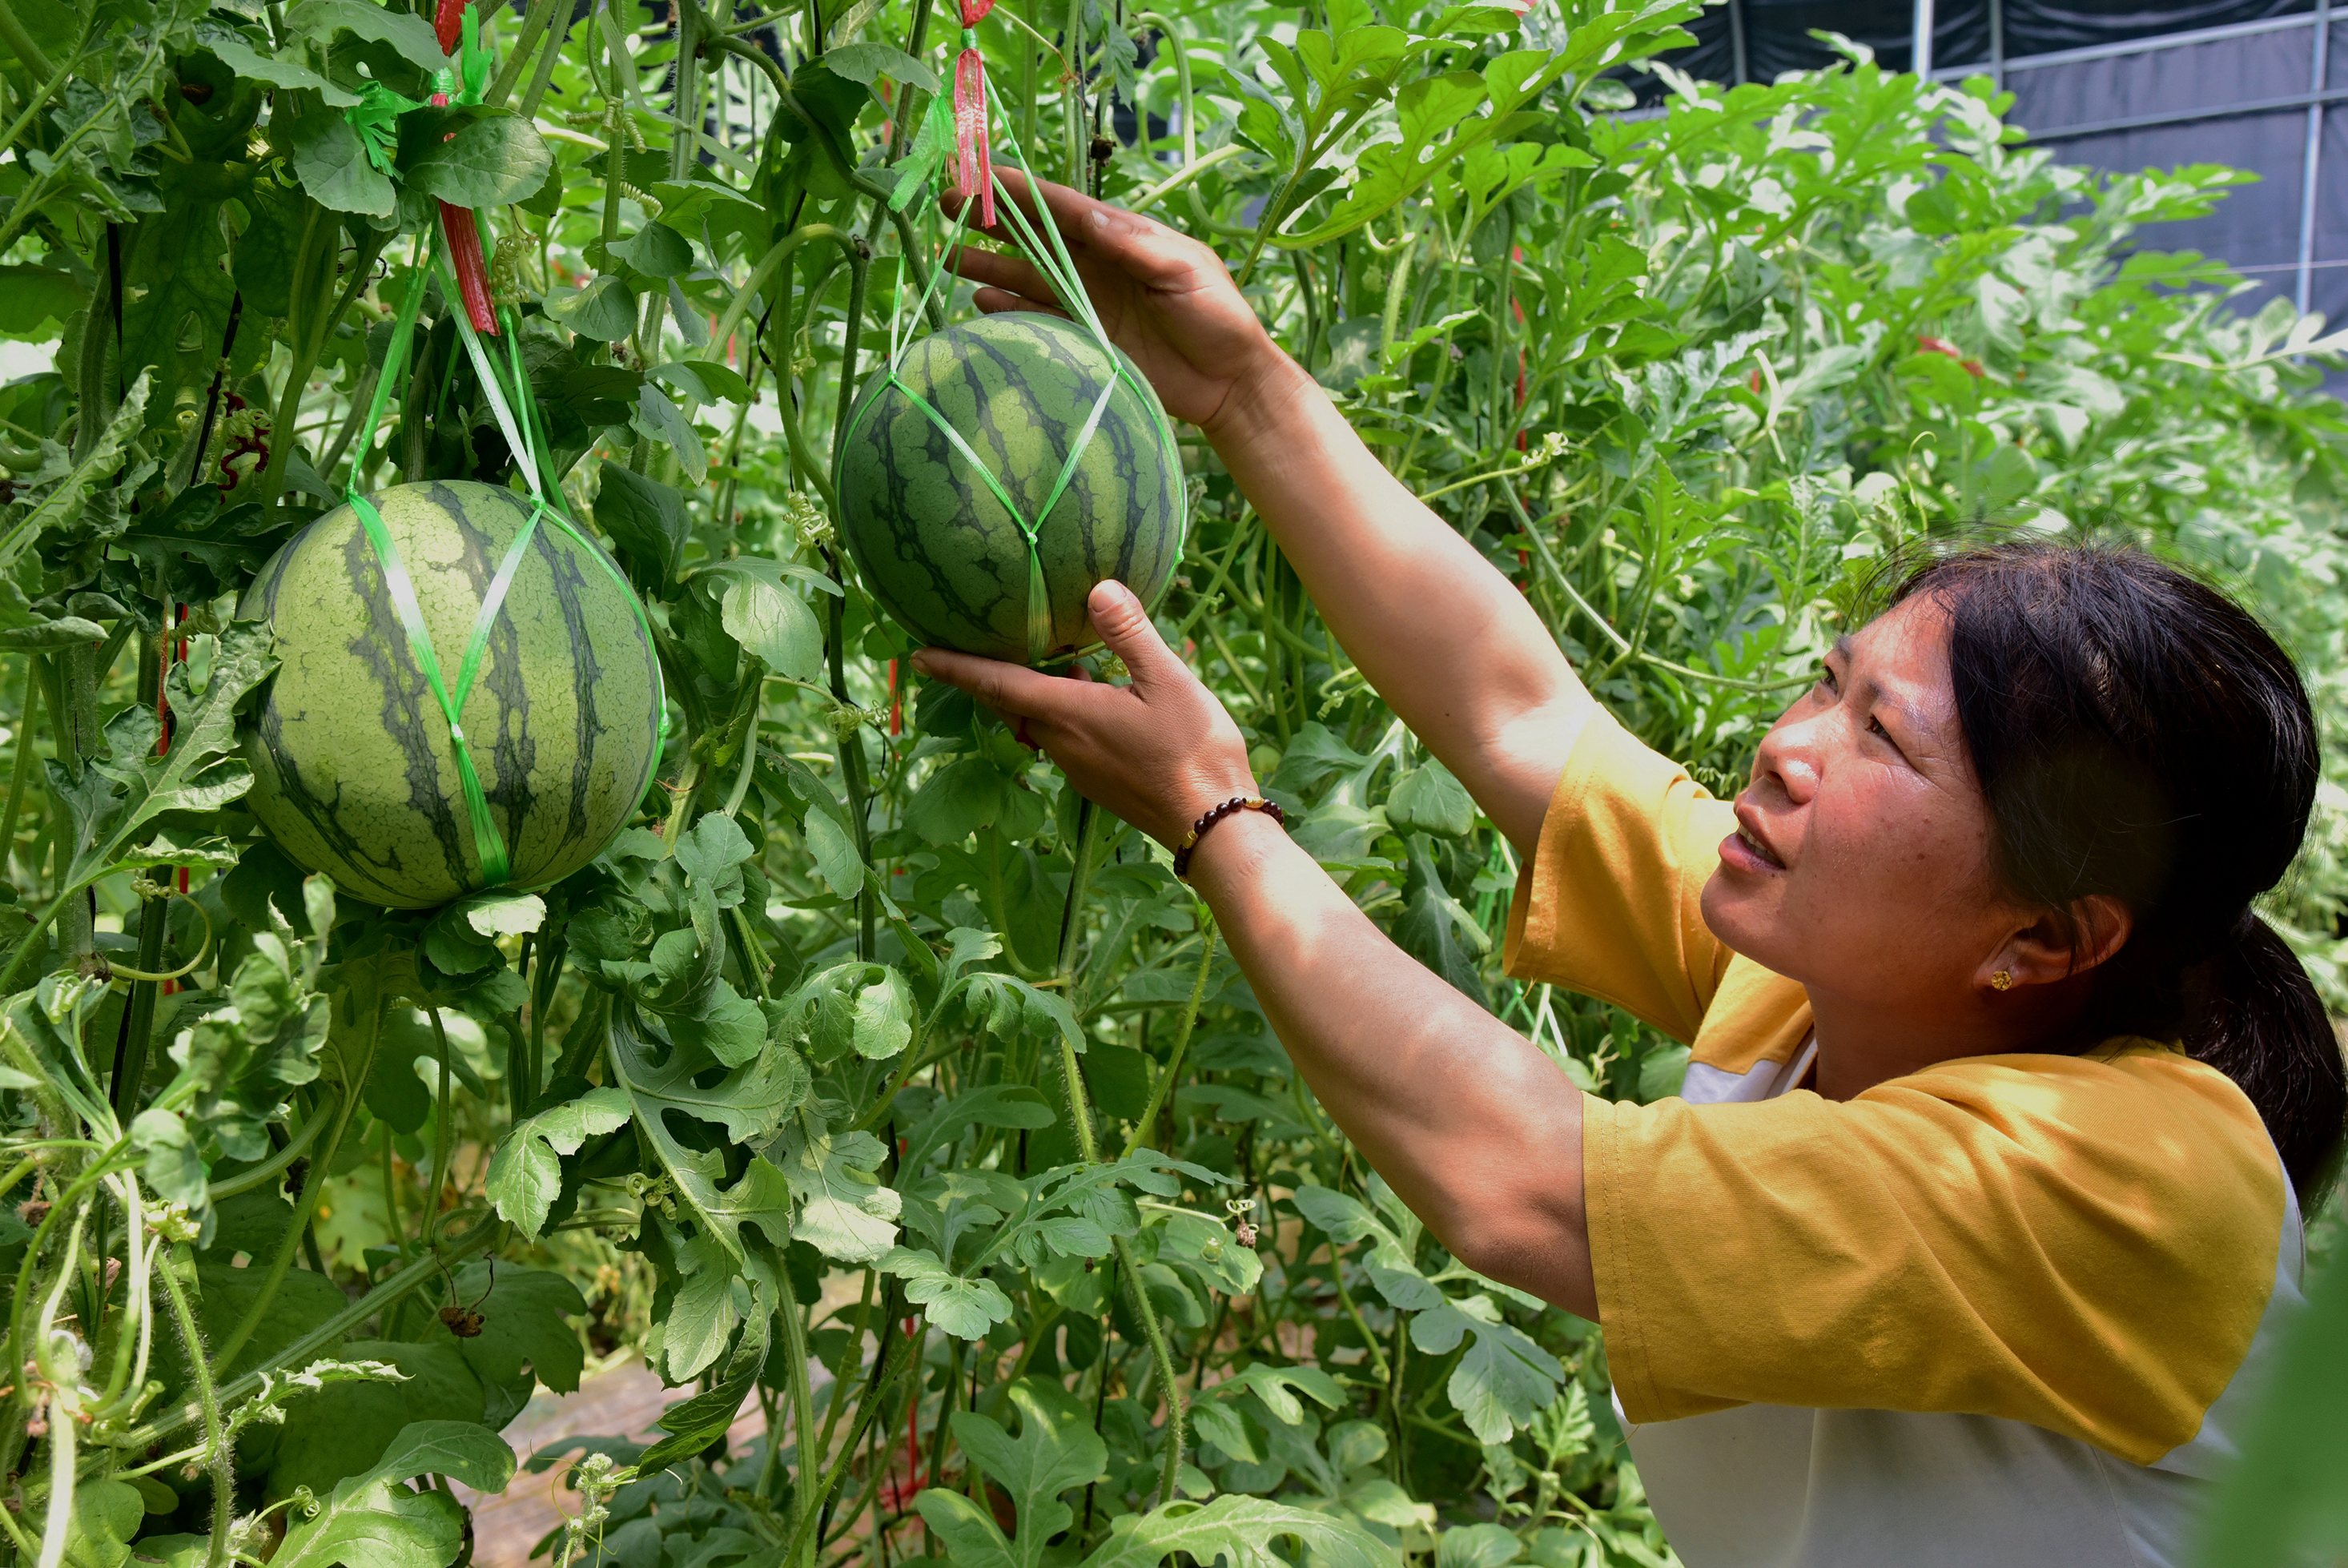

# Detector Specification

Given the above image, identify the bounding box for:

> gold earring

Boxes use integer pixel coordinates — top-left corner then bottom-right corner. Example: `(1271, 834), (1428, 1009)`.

(1990, 971), (2014, 992)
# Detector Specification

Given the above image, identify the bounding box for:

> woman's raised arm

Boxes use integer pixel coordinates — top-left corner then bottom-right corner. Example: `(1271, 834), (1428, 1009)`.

(951, 175), (1595, 854)
(913, 582), (1598, 1317)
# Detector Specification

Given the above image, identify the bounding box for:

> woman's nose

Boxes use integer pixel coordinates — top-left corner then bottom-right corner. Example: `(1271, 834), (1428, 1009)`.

(1755, 719), (1823, 804)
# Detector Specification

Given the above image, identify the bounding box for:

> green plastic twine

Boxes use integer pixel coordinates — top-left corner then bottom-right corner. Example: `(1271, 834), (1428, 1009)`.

(326, 224), (517, 885)
(840, 51), (1186, 665)
(347, 491), (520, 885)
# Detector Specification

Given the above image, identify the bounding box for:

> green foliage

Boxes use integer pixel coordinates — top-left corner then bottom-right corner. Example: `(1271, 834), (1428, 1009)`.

(2, 3), (2343, 1568)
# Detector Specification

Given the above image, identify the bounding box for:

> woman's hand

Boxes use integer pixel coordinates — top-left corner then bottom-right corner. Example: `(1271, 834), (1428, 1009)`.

(909, 580), (1254, 847)
(947, 173), (1290, 438)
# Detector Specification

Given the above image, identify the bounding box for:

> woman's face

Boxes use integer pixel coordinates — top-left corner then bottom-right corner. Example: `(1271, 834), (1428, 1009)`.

(1700, 595), (2019, 1018)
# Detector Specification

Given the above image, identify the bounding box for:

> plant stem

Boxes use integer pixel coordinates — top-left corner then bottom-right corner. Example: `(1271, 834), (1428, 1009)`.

(780, 1311), (919, 1568)
(1, 655), (41, 880)
(484, 0), (562, 108)
(0, 24), (76, 164)
(1054, 797), (1101, 983)
(109, 884), (170, 1120)
(778, 1273), (822, 1550)
(710, 225), (858, 367)
(155, 1245), (236, 1568)
(517, 0), (573, 119)
(424, 1006), (456, 1248)
(193, 1093), (336, 1207)
(49, 639), (96, 964)
(818, 546), (877, 960)
(1122, 920), (1215, 1158)
(259, 217), (389, 503)
(830, 240), (872, 455)
(1115, 1232), (1186, 1506)
(1063, 0), (1086, 183)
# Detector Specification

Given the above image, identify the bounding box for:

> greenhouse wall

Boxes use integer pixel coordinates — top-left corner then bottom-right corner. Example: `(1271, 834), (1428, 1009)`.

(1650, 1), (2348, 329)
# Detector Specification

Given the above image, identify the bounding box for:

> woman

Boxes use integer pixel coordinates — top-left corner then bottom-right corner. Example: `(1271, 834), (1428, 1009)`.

(914, 176), (2347, 1567)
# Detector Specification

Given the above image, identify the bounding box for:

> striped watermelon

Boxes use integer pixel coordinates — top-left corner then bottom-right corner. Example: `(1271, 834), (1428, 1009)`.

(239, 480), (662, 911)
(834, 312), (1185, 664)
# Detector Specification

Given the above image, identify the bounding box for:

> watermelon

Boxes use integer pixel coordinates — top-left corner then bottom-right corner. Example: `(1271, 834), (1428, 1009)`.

(834, 312), (1186, 664)
(239, 480), (662, 911)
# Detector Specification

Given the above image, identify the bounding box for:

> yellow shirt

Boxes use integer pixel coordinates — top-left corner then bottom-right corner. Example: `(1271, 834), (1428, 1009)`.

(1503, 711), (2302, 1567)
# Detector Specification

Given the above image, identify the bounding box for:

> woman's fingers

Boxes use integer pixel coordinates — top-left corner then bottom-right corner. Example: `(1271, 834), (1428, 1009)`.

(909, 646), (1080, 723)
(960, 170), (1215, 294)
(972, 287), (1072, 320)
(948, 243), (1054, 300)
(1084, 581), (1183, 694)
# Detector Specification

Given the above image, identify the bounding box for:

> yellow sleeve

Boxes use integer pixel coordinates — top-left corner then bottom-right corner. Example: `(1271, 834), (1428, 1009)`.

(1502, 710), (1737, 1043)
(1583, 1046), (2287, 1463)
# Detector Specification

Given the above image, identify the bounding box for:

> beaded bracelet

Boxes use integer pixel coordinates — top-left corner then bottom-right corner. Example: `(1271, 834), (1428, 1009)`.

(1172, 795), (1287, 882)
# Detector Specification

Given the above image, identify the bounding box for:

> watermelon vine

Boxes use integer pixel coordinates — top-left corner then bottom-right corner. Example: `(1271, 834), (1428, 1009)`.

(0, 1), (2343, 1566)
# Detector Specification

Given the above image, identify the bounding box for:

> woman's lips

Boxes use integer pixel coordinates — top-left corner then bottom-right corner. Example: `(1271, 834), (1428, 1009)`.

(1723, 802), (1786, 871)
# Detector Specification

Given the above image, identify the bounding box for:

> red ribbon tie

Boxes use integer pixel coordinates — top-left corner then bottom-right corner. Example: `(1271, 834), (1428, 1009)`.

(952, 1), (997, 227)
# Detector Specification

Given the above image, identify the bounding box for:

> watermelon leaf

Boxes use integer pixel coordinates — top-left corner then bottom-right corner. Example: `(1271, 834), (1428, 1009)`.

(288, 111), (396, 216)
(721, 577), (825, 682)
(607, 1001), (809, 1256)
(460, 890), (546, 939)
(436, 1263), (591, 1426)
(656, 358), (754, 405)
(611, 223), (694, 279)
(1070, 1493), (1401, 1568)
(922, 1380), (1106, 1566)
(205, 34), (360, 107)
(54, 1480), (143, 1568)
(1407, 1294), (1564, 1445)
(879, 1244), (1015, 1338)
(487, 1086), (632, 1237)
(897, 1082), (1055, 1176)
(271, 1421), (516, 1568)
(18, 621), (274, 986)
(771, 1104), (902, 1263)
(283, 0), (447, 73)
(545, 274), (637, 342)
(824, 41), (941, 92)
(669, 979), (767, 1066)
(639, 1305), (770, 1468)
(1385, 761), (1476, 837)
(631, 383), (707, 483)
(803, 810), (865, 899)
(0, 372), (151, 578)
(404, 115), (554, 209)
(594, 464), (689, 591)
(909, 757), (1043, 846)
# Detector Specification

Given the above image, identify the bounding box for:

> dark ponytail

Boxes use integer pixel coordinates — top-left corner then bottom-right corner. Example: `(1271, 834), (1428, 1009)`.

(1891, 544), (2346, 1203)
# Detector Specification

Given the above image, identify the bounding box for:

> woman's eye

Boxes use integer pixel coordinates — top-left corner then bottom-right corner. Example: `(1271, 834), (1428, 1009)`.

(1816, 664), (1839, 695)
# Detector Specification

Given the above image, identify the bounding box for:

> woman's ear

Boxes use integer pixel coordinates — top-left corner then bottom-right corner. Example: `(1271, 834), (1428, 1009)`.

(1987, 895), (2133, 990)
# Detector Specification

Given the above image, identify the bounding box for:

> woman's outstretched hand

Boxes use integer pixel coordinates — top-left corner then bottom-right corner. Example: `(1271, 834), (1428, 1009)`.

(909, 580), (1254, 847)
(946, 172), (1289, 437)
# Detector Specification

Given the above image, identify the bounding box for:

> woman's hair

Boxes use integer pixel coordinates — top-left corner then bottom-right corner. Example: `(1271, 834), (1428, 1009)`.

(1888, 541), (2345, 1203)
